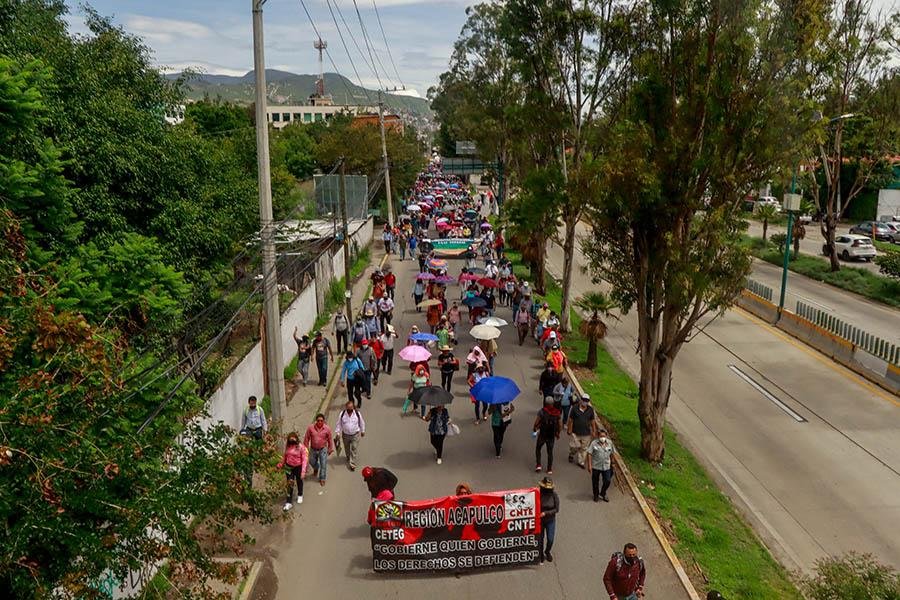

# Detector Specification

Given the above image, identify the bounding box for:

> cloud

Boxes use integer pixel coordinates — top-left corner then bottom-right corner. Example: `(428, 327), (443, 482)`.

(158, 62), (249, 77)
(124, 15), (213, 45)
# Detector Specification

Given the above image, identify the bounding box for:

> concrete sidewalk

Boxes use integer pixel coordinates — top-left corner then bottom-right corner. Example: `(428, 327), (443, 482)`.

(248, 242), (689, 599)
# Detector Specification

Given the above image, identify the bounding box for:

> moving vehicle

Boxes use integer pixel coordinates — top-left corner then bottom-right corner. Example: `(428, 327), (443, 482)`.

(827, 234), (877, 262)
(848, 221), (894, 242)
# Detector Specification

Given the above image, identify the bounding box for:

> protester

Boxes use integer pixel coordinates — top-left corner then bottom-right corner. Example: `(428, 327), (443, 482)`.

(488, 402), (514, 458)
(424, 404), (451, 464)
(277, 432), (308, 511)
(362, 465), (397, 500)
(398, 233), (408, 260)
(603, 543), (646, 600)
(468, 364), (489, 423)
(539, 361), (561, 399)
(455, 482), (473, 496)
(413, 279), (425, 311)
(381, 223), (392, 254)
(405, 364), (430, 418)
(363, 295), (378, 317)
(568, 393), (597, 468)
(447, 301), (461, 333)
(312, 330), (333, 386)
(340, 350), (366, 407)
(357, 338), (378, 397)
(533, 397), (562, 474)
(377, 294), (395, 331)
(335, 400), (365, 471)
(303, 413), (334, 486)
(240, 395), (267, 439)
(437, 345), (459, 392)
(435, 318), (453, 348)
(515, 303), (530, 345)
(553, 375), (575, 426)
(478, 336), (498, 374)
(384, 268), (397, 299)
(292, 329), (311, 386)
(333, 311), (350, 354)
(466, 345), (488, 378)
(586, 428), (616, 502)
(378, 325), (398, 375)
(538, 477), (560, 564)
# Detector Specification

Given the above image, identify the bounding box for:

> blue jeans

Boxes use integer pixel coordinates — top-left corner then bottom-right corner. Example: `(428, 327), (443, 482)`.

(561, 404), (571, 426)
(539, 518), (555, 557)
(310, 446), (328, 481)
(316, 356), (328, 385)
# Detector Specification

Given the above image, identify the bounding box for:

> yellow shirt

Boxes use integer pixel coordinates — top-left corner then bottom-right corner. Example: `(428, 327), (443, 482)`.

(536, 307), (551, 323)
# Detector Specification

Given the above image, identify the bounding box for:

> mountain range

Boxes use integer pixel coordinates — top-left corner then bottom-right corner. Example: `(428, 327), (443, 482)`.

(165, 70), (432, 118)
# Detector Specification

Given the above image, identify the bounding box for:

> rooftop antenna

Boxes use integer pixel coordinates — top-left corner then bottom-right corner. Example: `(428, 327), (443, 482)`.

(313, 37), (327, 96)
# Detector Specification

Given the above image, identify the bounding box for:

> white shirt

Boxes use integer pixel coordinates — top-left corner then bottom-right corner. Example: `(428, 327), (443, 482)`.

(380, 332), (397, 350)
(336, 408), (365, 436)
(378, 297), (395, 313)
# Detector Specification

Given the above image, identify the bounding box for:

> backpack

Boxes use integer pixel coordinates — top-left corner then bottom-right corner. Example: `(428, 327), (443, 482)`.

(340, 408), (362, 429)
(612, 551), (645, 572)
(538, 409), (558, 438)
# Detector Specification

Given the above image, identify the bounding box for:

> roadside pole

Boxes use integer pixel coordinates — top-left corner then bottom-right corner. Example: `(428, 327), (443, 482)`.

(252, 0), (285, 423)
(377, 91), (395, 228)
(779, 169), (800, 312)
(339, 160), (354, 319)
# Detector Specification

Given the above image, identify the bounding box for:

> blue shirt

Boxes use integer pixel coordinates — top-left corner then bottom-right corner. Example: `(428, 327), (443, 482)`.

(340, 357), (365, 382)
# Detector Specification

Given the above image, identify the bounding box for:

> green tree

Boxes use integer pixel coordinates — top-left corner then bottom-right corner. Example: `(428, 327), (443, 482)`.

(756, 204), (779, 242)
(801, 552), (900, 600)
(583, 0), (810, 462)
(878, 251), (900, 278)
(574, 291), (617, 369)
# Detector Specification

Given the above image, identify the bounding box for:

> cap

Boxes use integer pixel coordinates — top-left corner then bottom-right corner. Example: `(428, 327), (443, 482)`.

(315, 330), (322, 336)
(361, 466), (374, 479)
(549, 331), (557, 338)
(543, 396), (554, 405)
(538, 477), (554, 489)
(581, 392), (591, 401)
(361, 339), (369, 346)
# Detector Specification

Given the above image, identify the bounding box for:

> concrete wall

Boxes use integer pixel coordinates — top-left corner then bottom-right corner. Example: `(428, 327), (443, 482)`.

(735, 293), (900, 395)
(204, 217), (374, 431)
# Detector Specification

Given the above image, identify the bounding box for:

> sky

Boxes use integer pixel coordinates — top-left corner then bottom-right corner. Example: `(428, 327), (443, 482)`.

(62, 0), (473, 97)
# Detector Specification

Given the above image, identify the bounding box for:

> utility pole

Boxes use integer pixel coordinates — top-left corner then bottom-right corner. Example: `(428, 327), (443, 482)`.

(377, 90), (395, 228)
(339, 160), (353, 319)
(252, 0), (285, 424)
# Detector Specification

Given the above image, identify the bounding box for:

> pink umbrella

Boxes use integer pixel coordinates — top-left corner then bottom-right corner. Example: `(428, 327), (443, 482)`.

(459, 273), (480, 281)
(417, 272), (436, 280)
(434, 275), (455, 284)
(399, 345), (432, 362)
(436, 222), (452, 230)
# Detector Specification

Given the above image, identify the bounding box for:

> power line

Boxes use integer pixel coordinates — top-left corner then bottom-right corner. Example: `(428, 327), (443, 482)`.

(325, 0), (373, 104)
(331, 0), (382, 93)
(350, 0), (385, 91)
(371, 0), (405, 90)
(297, 0), (365, 106)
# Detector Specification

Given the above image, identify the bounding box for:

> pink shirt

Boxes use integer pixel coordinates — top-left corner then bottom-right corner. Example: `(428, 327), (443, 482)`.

(304, 423), (334, 452)
(375, 489), (394, 501)
(278, 444), (308, 476)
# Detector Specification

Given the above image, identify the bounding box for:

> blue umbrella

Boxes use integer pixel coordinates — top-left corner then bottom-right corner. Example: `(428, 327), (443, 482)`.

(462, 296), (487, 308)
(410, 332), (439, 343)
(471, 377), (521, 405)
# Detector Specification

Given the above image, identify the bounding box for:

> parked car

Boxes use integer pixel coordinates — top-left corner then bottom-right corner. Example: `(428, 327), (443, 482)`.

(828, 234), (877, 262)
(753, 196), (782, 213)
(797, 213), (812, 224)
(880, 221), (900, 243)
(848, 221), (894, 242)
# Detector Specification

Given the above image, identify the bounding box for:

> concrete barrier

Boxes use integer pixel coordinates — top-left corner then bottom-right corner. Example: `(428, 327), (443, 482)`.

(735, 289), (779, 323)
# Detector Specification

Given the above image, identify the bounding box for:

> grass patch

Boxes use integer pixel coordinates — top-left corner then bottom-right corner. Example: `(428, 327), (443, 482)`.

(747, 237), (900, 308)
(507, 250), (802, 598)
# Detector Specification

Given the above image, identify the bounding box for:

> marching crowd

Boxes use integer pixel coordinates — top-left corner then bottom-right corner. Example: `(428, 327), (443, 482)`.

(237, 164), (729, 599)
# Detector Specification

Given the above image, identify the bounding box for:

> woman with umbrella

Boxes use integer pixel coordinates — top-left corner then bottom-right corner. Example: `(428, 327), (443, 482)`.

(405, 364), (431, 418)
(472, 376), (520, 457)
(424, 402), (451, 465)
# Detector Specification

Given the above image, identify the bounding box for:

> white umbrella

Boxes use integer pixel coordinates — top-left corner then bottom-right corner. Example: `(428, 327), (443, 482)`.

(470, 324), (502, 340)
(478, 316), (508, 327)
(407, 204), (422, 212)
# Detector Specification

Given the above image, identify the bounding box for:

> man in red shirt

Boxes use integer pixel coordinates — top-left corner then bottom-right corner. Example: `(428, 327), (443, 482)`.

(384, 269), (396, 299)
(603, 543), (646, 599)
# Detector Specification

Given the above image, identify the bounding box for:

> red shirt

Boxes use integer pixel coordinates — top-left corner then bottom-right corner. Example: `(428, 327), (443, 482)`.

(603, 553), (645, 598)
(385, 272), (396, 287)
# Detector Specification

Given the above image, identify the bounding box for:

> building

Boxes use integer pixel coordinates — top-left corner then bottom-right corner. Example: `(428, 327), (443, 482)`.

(351, 113), (404, 135)
(266, 103), (377, 129)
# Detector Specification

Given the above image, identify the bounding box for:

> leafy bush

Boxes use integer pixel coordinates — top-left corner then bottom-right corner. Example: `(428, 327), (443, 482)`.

(877, 251), (900, 279)
(801, 552), (900, 600)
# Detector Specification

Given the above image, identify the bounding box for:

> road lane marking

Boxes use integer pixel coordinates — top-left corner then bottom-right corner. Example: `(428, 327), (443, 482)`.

(734, 307), (900, 408)
(728, 364), (807, 422)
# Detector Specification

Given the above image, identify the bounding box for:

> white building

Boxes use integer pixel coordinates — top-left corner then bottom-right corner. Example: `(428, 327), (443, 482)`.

(266, 103), (376, 129)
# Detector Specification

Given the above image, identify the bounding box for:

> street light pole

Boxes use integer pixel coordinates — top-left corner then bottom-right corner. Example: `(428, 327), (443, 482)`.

(778, 167), (799, 312)
(377, 90), (395, 228)
(252, 0), (285, 423)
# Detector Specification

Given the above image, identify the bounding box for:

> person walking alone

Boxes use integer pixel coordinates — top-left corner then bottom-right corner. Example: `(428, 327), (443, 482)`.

(340, 351), (366, 407)
(537, 477), (560, 564)
(586, 428), (616, 502)
(277, 432), (308, 511)
(489, 402), (514, 458)
(303, 413), (334, 486)
(533, 397), (561, 474)
(424, 404), (451, 464)
(567, 393), (597, 468)
(603, 543), (646, 600)
(515, 304), (530, 345)
(335, 400), (365, 471)
(378, 325), (398, 375)
(333, 311), (350, 354)
(292, 329), (311, 386)
(312, 330), (333, 386)
(437, 345), (459, 393)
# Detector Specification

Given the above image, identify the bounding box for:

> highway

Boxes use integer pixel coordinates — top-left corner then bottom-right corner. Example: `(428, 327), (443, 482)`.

(547, 222), (900, 573)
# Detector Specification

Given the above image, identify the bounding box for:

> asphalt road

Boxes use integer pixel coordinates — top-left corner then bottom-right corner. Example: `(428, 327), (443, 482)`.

(547, 223), (900, 573)
(259, 247), (690, 600)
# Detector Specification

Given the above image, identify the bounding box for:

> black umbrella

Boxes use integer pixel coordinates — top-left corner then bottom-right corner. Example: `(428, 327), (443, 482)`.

(462, 296), (487, 308)
(467, 267), (486, 274)
(409, 385), (454, 406)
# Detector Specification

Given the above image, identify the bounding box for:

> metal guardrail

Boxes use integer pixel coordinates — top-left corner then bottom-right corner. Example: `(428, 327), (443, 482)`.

(796, 301), (899, 366)
(745, 278), (773, 302)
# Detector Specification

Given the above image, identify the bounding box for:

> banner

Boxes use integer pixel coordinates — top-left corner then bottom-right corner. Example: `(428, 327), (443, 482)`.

(368, 488), (541, 573)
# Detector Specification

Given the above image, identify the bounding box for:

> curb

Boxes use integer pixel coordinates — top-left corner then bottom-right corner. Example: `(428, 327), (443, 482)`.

(237, 560), (262, 600)
(546, 258), (702, 600)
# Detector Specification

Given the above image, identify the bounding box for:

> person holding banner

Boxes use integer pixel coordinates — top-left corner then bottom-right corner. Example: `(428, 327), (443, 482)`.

(538, 477), (560, 563)
(424, 404), (451, 464)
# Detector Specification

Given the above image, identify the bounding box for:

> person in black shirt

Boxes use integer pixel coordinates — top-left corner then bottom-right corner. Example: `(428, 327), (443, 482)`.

(437, 346), (459, 392)
(538, 477), (560, 563)
(539, 362), (561, 399)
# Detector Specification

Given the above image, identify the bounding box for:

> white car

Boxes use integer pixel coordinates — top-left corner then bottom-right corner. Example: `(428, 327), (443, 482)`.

(828, 234), (877, 262)
(753, 196), (782, 213)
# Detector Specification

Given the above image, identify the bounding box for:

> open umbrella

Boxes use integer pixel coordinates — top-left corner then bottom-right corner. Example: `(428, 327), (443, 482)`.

(467, 267), (486, 274)
(410, 332), (439, 343)
(417, 298), (442, 308)
(478, 316), (509, 327)
(436, 217), (450, 224)
(471, 376), (521, 405)
(399, 345), (432, 362)
(449, 183), (461, 189)
(409, 385), (454, 406)
(416, 272), (436, 280)
(477, 277), (499, 288)
(436, 221), (452, 231)
(462, 296), (487, 308)
(459, 273), (480, 281)
(433, 275), (455, 284)
(480, 222), (493, 229)
(407, 204), (422, 212)
(426, 258), (448, 269)
(470, 324), (501, 340)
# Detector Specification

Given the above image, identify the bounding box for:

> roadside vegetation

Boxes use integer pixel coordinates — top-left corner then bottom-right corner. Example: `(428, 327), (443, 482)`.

(505, 250), (802, 599)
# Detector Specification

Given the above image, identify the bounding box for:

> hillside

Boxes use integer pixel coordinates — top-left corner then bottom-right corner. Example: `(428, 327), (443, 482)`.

(165, 70), (432, 118)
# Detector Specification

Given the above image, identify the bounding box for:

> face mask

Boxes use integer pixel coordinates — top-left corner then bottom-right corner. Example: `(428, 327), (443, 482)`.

(599, 436), (608, 443)
(624, 556), (635, 565)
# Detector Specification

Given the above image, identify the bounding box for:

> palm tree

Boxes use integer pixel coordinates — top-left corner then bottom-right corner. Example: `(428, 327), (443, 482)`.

(574, 292), (618, 369)
(756, 203), (779, 243)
